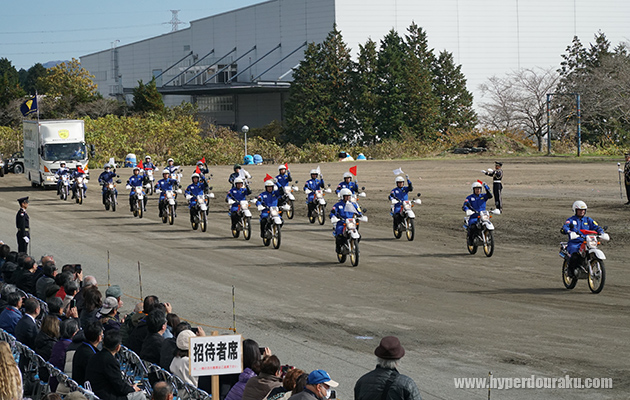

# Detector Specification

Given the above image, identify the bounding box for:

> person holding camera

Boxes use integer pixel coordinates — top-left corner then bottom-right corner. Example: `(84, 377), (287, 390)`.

(241, 355), (284, 400)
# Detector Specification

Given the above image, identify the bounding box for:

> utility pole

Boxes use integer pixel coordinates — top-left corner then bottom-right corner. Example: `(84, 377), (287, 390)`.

(166, 10), (186, 32)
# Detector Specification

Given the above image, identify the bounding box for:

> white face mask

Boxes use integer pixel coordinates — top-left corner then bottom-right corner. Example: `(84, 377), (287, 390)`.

(325, 388), (332, 399)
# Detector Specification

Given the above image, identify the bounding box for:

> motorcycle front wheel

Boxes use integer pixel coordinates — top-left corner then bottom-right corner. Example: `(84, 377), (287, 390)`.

(262, 230), (271, 247)
(588, 259), (605, 294)
(243, 217), (251, 240)
(337, 251), (347, 263)
(317, 204), (325, 225)
(272, 224), (281, 249)
(111, 194), (117, 212)
(405, 218), (415, 241)
(200, 211), (207, 232)
(61, 186), (68, 201)
(349, 238), (359, 267)
(137, 200), (143, 218)
(562, 259), (577, 289)
(286, 200), (294, 219)
(148, 182), (153, 195)
(308, 206), (316, 224)
(483, 230), (494, 257)
(466, 233), (478, 254)
(393, 220), (402, 239)
(168, 205), (175, 225)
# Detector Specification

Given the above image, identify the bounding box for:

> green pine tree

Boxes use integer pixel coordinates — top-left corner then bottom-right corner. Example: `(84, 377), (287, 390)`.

(352, 39), (379, 144)
(375, 30), (408, 139)
(132, 78), (164, 114)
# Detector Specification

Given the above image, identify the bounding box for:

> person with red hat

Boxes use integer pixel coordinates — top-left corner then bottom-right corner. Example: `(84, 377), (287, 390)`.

(354, 336), (421, 400)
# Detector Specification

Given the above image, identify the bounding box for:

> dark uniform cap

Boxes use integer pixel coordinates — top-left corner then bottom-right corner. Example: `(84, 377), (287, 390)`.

(17, 196), (29, 205)
(233, 164), (241, 170)
(495, 161), (503, 166)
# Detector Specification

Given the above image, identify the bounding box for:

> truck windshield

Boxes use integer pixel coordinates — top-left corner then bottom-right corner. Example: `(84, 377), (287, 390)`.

(43, 143), (87, 161)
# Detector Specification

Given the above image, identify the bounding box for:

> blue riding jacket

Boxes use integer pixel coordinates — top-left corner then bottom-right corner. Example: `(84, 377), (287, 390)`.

(389, 179), (413, 214)
(561, 214), (604, 254)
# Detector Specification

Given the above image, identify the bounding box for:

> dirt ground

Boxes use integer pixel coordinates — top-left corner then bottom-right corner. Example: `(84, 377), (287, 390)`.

(0, 156), (628, 400)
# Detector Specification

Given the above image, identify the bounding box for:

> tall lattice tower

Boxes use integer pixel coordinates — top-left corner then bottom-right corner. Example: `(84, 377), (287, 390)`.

(167, 10), (185, 32)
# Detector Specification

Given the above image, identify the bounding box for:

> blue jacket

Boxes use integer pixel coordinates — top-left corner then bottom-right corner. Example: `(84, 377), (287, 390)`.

(389, 180), (413, 213)
(330, 200), (363, 236)
(275, 172), (292, 188)
(257, 189), (283, 219)
(186, 182), (205, 207)
(336, 181), (359, 194)
(142, 161), (156, 171)
(166, 165), (179, 174)
(128, 174), (145, 197)
(156, 178), (179, 200)
(56, 167), (70, 178)
(463, 185), (492, 225)
(227, 187), (252, 212)
(304, 178), (325, 202)
(98, 171), (117, 185)
(561, 215), (604, 254)
(0, 306), (22, 335)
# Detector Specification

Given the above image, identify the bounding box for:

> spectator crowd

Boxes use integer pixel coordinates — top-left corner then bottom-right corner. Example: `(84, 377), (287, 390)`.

(0, 242), (421, 400)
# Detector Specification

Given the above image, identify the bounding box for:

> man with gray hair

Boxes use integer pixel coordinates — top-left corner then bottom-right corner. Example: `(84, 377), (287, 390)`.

(152, 381), (173, 400)
(74, 275), (97, 314)
(354, 336), (421, 400)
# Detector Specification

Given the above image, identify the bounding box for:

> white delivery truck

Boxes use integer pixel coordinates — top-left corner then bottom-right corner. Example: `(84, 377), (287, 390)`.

(23, 119), (93, 188)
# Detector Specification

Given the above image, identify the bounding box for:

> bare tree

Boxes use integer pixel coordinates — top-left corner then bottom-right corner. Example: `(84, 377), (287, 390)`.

(479, 67), (560, 151)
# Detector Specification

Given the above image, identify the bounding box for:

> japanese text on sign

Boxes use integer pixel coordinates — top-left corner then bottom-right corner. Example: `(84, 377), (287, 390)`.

(189, 335), (242, 376)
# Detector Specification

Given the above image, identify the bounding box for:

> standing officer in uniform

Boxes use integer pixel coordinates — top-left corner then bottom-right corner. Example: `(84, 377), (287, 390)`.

(483, 161), (503, 212)
(16, 197), (30, 253)
(623, 153), (630, 205)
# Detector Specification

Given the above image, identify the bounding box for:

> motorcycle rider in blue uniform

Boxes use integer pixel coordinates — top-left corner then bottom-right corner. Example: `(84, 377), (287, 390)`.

(98, 164), (118, 205)
(304, 169), (325, 218)
(330, 188), (363, 253)
(165, 158), (179, 174)
(389, 175), (413, 228)
(560, 200), (604, 277)
(71, 164), (88, 198)
(55, 161), (71, 195)
(462, 181), (493, 245)
(156, 169), (180, 217)
(127, 167), (147, 212)
(226, 177), (252, 230)
(256, 180), (284, 238)
(185, 173), (206, 223)
(335, 172), (359, 194)
(196, 161), (210, 191)
(142, 155), (156, 186)
(275, 164), (292, 207)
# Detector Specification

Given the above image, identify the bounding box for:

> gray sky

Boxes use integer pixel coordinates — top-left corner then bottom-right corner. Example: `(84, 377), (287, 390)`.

(2, 0), (629, 103)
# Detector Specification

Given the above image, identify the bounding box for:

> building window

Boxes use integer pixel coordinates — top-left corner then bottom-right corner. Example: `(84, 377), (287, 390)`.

(152, 69), (162, 86)
(197, 96), (234, 112)
(184, 45), (190, 51)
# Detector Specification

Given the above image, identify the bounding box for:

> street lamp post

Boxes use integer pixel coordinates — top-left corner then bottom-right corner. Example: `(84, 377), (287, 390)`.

(241, 125), (249, 161)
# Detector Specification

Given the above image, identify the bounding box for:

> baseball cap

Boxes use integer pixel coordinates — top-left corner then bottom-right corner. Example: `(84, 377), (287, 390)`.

(307, 370), (338, 387)
(100, 296), (119, 315)
(106, 285), (122, 298)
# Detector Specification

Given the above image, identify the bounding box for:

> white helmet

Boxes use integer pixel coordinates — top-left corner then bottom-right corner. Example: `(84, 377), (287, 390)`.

(339, 188), (352, 197)
(265, 180), (275, 187)
(343, 172), (352, 179)
(145, 155), (151, 160)
(471, 181), (483, 190)
(167, 158), (174, 163)
(278, 164), (286, 171)
(162, 169), (170, 175)
(572, 200), (587, 213)
(191, 173), (200, 180)
(133, 166), (140, 172)
(234, 177), (244, 184)
(310, 169), (318, 175)
(60, 161), (66, 166)
(395, 176), (405, 183)
(104, 163), (111, 169)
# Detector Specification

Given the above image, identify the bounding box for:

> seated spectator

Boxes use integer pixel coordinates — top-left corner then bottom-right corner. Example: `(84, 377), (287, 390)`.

(35, 315), (60, 381)
(54, 271), (74, 300)
(0, 283), (18, 310)
(105, 285), (124, 310)
(160, 320), (191, 370)
(48, 296), (78, 321)
(0, 292), (23, 334)
(14, 256), (38, 295)
(242, 355), (284, 400)
(45, 284), (61, 303)
(139, 309), (167, 364)
(74, 275), (97, 314)
(63, 325), (87, 385)
(288, 370), (338, 400)
(0, 341), (22, 400)
(224, 339), (265, 400)
(62, 280), (80, 310)
(164, 313), (180, 339)
(152, 381), (173, 400)
(61, 264), (83, 288)
(265, 369), (306, 400)
(169, 328), (205, 386)
(36, 261), (57, 299)
(1, 251), (19, 283)
(125, 295), (170, 353)
(0, 243), (10, 270)
(79, 285), (102, 328)
(98, 297), (122, 332)
(72, 320), (103, 386)
(15, 297), (41, 348)
(85, 329), (145, 400)
(49, 318), (80, 392)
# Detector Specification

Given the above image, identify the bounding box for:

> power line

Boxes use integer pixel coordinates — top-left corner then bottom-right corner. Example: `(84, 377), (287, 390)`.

(0, 23), (162, 35)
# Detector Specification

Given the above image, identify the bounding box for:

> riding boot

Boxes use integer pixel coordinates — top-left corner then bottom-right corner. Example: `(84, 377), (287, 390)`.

(335, 236), (344, 254)
(129, 197), (134, 212)
(260, 221), (266, 238)
(190, 209), (196, 223)
(307, 203), (314, 217)
(230, 214), (238, 230)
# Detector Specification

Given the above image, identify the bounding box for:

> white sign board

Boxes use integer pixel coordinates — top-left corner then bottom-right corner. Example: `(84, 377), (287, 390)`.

(189, 334), (242, 376)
